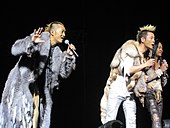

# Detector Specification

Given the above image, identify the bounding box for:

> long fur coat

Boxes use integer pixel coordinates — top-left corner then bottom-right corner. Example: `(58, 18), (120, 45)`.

(0, 32), (76, 128)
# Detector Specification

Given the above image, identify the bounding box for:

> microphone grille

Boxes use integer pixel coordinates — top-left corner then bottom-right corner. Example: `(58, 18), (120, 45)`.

(64, 40), (69, 45)
(163, 59), (166, 63)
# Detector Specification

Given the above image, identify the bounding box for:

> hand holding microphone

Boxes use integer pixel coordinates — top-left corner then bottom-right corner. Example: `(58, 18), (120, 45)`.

(64, 40), (79, 57)
(160, 59), (169, 78)
(161, 59), (168, 72)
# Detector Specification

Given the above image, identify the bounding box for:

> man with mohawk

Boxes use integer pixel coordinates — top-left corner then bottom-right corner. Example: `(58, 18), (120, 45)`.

(0, 21), (77, 128)
(100, 24), (156, 128)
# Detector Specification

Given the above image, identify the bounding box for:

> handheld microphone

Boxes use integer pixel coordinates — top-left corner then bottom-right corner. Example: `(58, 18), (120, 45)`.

(162, 59), (169, 78)
(151, 39), (159, 58)
(64, 40), (79, 57)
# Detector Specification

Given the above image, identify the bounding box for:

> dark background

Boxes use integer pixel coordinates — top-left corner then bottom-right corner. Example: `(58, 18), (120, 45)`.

(0, 1), (170, 128)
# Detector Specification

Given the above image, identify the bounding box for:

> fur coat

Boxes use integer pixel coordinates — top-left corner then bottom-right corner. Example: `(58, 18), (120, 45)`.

(100, 40), (144, 124)
(0, 32), (76, 128)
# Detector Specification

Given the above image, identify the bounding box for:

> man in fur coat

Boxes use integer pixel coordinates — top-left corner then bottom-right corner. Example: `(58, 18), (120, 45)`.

(0, 21), (76, 128)
(100, 25), (156, 128)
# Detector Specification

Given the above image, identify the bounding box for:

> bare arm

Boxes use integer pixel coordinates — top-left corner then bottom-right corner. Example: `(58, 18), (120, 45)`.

(129, 58), (155, 74)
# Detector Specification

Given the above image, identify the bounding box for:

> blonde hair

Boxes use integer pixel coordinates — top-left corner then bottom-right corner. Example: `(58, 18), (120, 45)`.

(139, 24), (156, 32)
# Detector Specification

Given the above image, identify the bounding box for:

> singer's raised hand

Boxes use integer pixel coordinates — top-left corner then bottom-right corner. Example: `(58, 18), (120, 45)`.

(160, 60), (168, 72)
(67, 43), (76, 55)
(146, 58), (155, 67)
(32, 27), (45, 43)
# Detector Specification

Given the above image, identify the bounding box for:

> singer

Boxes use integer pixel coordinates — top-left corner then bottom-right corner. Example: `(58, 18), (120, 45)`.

(100, 24), (156, 128)
(142, 41), (169, 128)
(0, 21), (77, 128)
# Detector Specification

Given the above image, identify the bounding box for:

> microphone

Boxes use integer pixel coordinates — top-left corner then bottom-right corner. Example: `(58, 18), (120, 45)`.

(151, 39), (159, 58)
(162, 59), (169, 78)
(64, 40), (79, 57)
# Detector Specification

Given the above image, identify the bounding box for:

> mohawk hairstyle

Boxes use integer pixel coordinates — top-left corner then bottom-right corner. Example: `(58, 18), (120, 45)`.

(44, 21), (64, 32)
(136, 24), (156, 42)
(139, 24), (156, 32)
